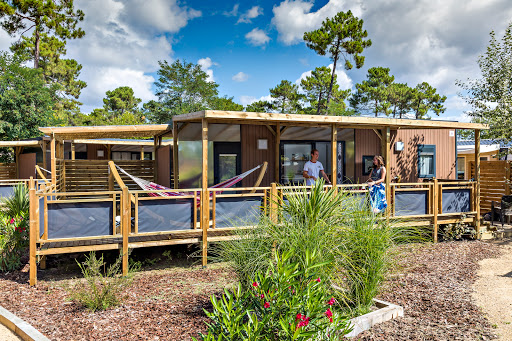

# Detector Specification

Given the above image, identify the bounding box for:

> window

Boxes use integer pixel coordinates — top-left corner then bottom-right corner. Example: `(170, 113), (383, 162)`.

(418, 144), (436, 178)
(457, 157), (465, 180)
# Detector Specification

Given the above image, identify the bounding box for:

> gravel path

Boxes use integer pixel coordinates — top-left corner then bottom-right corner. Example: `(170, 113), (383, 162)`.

(473, 242), (512, 340)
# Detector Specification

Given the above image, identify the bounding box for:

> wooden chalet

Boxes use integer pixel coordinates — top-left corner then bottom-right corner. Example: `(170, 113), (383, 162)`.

(27, 111), (487, 285)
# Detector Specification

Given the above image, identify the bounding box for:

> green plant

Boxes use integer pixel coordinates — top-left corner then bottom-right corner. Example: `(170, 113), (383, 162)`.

(0, 214), (29, 271)
(68, 252), (134, 311)
(439, 214), (474, 241)
(196, 250), (352, 340)
(2, 183), (29, 218)
(162, 250), (173, 261)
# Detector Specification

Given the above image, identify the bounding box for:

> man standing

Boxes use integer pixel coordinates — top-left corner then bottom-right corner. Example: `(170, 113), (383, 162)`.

(302, 149), (331, 186)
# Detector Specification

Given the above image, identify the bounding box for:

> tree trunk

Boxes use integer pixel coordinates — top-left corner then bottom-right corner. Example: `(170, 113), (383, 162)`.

(326, 41), (341, 108)
(34, 17), (40, 69)
(316, 92), (323, 115)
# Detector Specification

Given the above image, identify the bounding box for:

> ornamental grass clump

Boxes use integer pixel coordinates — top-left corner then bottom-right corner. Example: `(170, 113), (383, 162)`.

(195, 250), (352, 340)
(69, 252), (133, 311)
(2, 183), (29, 218)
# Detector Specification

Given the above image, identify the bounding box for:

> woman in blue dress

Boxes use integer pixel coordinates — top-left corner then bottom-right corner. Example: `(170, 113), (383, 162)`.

(367, 155), (387, 213)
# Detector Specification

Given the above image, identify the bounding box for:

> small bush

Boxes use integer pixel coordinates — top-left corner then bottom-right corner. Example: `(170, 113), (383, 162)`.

(2, 183), (29, 218)
(69, 252), (134, 311)
(0, 214), (29, 271)
(196, 250), (352, 340)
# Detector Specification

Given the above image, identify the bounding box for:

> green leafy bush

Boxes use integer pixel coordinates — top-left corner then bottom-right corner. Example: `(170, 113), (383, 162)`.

(68, 252), (134, 311)
(2, 183), (29, 218)
(196, 250), (352, 340)
(0, 214), (29, 271)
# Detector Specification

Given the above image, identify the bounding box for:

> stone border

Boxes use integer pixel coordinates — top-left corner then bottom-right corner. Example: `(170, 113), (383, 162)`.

(0, 305), (50, 341)
(345, 298), (404, 338)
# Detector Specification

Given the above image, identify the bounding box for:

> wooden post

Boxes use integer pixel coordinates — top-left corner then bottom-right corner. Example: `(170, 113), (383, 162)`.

(173, 121), (179, 189)
(506, 160), (511, 196)
(29, 177), (37, 286)
(275, 124), (280, 183)
(71, 143), (75, 160)
(15, 146), (21, 179)
(201, 118), (209, 267)
(270, 182), (278, 223)
(50, 137), (56, 186)
(381, 127), (391, 208)
(331, 124), (337, 187)
(153, 137), (158, 183)
(475, 129), (481, 238)
(433, 179), (439, 242)
(121, 186), (129, 275)
(140, 145), (144, 161)
(42, 140), (47, 171)
(106, 145), (112, 160)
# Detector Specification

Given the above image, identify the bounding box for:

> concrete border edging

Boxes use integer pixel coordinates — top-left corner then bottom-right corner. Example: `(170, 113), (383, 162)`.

(345, 298), (404, 338)
(0, 305), (50, 341)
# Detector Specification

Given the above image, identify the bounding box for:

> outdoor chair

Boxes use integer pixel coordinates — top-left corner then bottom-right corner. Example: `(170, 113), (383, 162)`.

(491, 195), (512, 227)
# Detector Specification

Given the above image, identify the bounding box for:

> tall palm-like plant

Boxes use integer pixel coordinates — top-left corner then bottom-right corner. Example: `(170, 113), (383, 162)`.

(2, 183), (29, 218)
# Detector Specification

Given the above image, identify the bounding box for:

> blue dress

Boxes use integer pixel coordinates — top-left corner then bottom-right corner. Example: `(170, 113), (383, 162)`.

(369, 167), (387, 213)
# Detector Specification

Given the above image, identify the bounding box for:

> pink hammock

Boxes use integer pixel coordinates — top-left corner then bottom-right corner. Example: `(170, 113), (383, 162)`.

(115, 164), (264, 198)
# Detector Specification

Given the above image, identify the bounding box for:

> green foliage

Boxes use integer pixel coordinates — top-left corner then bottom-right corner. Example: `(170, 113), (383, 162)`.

(304, 11), (371, 106)
(457, 22), (512, 141)
(69, 252), (134, 312)
(439, 214), (474, 241)
(350, 67), (394, 117)
(301, 66), (350, 115)
(84, 87), (145, 125)
(196, 250), (352, 340)
(2, 183), (29, 218)
(245, 100), (273, 113)
(410, 82), (447, 119)
(210, 96), (244, 111)
(269, 80), (304, 114)
(0, 52), (58, 140)
(0, 214), (29, 272)
(152, 59), (219, 122)
(0, 0), (85, 69)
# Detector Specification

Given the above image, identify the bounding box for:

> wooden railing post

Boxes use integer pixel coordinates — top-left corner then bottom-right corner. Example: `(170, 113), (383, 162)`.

(433, 179), (439, 243)
(121, 186), (130, 275)
(270, 183), (278, 223)
(201, 189), (210, 267)
(29, 177), (37, 286)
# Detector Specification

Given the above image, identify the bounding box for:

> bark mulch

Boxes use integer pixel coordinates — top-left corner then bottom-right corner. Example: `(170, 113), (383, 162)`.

(356, 240), (501, 340)
(0, 240), (502, 340)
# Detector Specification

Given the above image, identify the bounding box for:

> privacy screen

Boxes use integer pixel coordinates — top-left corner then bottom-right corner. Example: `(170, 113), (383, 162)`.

(137, 198), (194, 232)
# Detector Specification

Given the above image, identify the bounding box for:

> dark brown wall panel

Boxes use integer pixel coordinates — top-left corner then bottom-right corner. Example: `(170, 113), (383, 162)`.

(157, 145), (171, 187)
(241, 124), (276, 187)
(87, 144), (108, 160)
(355, 129), (380, 183)
(19, 153), (36, 179)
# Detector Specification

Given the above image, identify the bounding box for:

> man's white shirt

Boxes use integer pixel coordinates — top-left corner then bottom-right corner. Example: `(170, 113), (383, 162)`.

(303, 161), (324, 186)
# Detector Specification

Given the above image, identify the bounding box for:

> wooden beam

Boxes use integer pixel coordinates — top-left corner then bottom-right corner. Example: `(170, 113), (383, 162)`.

(331, 124), (337, 186)
(153, 137), (158, 182)
(280, 126), (289, 135)
(382, 127), (391, 205)
(29, 178), (37, 286)
(373, 129), (382, 140)
(71, 143), (75, 160)
(201, 118), (209, 267)
(15, 146), (21, 179)
(121, 186), (129, 275)
(177, 122), (189, 134)
(42, 140), (47, 171)
(50, 137), (56, 186)
(275, 123), (280, 183)
(140, 145), (144, 160)
(265, 125), (276, 136)
(475, 129), (481, 237)
(173, 121), (179, 189)
(106, 145), (112, 160)
(433, 179), (439, 242)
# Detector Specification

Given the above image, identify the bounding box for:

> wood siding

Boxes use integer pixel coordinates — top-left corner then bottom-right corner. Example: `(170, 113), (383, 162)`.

(19, 153), (36, 179)
(241, 124), (276, 187)
(355, 129), (456, 183)
(87, 144), (109, 160)
(157, 145), (171, 188)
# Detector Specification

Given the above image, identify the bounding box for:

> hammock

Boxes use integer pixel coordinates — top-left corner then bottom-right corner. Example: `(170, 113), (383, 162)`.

(115, 163), (265, 198)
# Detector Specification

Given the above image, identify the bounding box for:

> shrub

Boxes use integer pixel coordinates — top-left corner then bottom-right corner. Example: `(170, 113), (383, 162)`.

(0, 214), (29, 271)
(68, 252), (134, 311)
(2, 183), (29, 218)
(196, 250), (352, 340)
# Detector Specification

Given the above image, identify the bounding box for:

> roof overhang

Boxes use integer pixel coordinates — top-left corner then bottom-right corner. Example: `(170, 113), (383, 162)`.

(172, 110), (489, 130)
(71, 138), (173, 146)
(39, 124), (172, 140)
(0, 140), (43, 148)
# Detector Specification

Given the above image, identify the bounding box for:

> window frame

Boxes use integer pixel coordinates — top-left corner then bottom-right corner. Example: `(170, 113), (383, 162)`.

(417, 144), (436, 178)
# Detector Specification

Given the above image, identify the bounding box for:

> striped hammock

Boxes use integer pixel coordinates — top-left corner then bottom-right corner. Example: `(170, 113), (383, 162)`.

(115, 164), (264, 198)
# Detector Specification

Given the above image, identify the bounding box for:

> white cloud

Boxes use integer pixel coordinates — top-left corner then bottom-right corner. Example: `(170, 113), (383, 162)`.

(223, 4), (239, 17)
(239, 95), (272, 106)
(232, 71), (249, 82)
(245, 28), (270, 47)
(271, 0), (360, 45)
(237, 6), (263, 24)
(80, 67), (155, 113)
(198, 57), (218, 82)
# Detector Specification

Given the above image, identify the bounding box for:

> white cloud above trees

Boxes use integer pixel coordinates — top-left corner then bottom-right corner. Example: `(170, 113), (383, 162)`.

(245, 28), (270, 47)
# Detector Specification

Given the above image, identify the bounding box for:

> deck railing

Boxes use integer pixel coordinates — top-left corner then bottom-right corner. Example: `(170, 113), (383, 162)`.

(28, 178), (478, 285)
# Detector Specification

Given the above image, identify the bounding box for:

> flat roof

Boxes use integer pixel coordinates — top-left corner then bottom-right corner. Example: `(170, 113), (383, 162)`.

(172, 110), (488, 130)
(39, 124), (171, 140)
(71, 138), (173, 146)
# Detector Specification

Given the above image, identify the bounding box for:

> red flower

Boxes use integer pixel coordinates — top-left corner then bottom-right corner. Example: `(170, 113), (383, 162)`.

(297, 317), (310, 328)
(9, 218), (14, 224)
(263, 302), (270, 308)
(325, 308), (333, 318)
(327, 297), (336, 305)
(316, 278), (321, 283)
(252, 282), (258, 287)
(296, 313), (302, 321)
(260, 294), (264, 298)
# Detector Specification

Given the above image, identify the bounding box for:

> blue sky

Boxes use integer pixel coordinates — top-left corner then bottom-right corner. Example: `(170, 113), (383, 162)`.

(1, 0), (511, 121)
